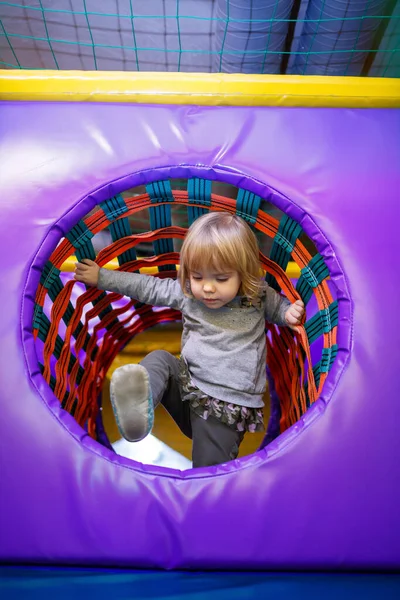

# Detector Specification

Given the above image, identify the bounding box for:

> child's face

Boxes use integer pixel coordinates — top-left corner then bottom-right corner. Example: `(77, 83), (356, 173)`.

(189, 268), (241, 309)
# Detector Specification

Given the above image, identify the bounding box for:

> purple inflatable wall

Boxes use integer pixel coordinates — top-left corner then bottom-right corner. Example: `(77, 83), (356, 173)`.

(0, 101), (399, 570)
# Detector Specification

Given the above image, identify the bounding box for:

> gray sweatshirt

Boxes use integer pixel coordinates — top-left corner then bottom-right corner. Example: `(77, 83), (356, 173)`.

(98, 269), (290, 408)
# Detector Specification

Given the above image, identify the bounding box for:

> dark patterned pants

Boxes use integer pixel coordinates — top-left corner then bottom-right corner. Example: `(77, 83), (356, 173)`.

(140, 350), (244, 468)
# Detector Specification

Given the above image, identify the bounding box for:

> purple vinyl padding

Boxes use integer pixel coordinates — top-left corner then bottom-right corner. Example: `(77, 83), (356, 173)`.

(0, 101), (399, 570)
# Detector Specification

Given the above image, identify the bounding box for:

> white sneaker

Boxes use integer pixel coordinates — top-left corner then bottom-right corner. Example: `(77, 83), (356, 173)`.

(110, 364), (154, 442)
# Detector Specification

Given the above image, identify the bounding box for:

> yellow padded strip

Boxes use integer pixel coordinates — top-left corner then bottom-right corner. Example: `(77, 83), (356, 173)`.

(1, 71), (399, 107)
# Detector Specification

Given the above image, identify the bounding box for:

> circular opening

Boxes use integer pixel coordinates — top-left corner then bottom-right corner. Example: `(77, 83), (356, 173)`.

(31, 176), (338, 470)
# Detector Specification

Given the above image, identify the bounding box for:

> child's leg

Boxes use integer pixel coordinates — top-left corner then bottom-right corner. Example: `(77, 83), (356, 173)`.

(141, 350), (192, 439)
(190, 409), (245, 468)
(110, 350), (191, 442)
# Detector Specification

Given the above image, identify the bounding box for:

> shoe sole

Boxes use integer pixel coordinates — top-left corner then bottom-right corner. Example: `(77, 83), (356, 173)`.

(110, 364), (154, 442)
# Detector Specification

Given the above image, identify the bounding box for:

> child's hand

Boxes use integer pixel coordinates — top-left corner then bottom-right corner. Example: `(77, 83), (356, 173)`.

(285, 299), (305, 332)
(74, 259), (100, 287)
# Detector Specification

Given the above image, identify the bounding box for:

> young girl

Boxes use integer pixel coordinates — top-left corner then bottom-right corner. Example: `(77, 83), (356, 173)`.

(74, 212), (304, 468)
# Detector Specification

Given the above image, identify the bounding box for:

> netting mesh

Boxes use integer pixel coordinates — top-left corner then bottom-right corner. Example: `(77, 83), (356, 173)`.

(33, 179), (337, 447)
(1, 0), (399, 77)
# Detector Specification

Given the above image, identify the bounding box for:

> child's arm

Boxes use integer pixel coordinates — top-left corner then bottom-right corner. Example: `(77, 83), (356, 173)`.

(74, 259), (184, 310)
(264, 285), (305, 331)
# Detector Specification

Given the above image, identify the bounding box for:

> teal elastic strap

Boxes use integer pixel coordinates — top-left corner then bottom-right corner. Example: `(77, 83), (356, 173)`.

(33, 304), (44, 332)
(271, 215), (302, 266)
(187, 178), (211, 225)
(147, 182), (175, 271)
(100, 194), (129, 221)
(34, 308), (50, 342)
(309, 345), (338, 393)
(267, 215), (302, 291)
(321, 345), (338, 373)
(300, 254), (330, 287)
(102, 195), (136, 266)
(149, 203), (174, 256)
(147, 180), (174, 204)
(40, 261), (61, 290)
(236, 188), (261, 224)
(188, 178), (212, 206)
(305, 361), (321, 408)
(305, 300), (339, 344)
(296, 254), (330, 304)
(66, 220), (96, 262)
(108, 216), (137, 267)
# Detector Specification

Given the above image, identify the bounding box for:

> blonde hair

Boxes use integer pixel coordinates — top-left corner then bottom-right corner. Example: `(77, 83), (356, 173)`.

(179, 211), (263, 300)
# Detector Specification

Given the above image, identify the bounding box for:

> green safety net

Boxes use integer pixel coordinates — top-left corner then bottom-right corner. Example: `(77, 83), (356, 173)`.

(0, 0), (399, 77)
